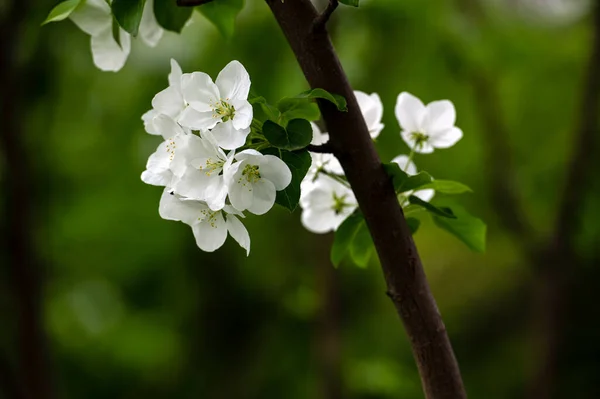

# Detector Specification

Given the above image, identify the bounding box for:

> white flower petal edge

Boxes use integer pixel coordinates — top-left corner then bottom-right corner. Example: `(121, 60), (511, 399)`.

(138, 0), (164, 47)
(391, 154), (435, 203)
(355, 90), (384, 139)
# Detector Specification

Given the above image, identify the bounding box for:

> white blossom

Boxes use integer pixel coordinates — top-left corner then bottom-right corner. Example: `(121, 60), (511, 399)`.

(300, 175), (357, 234)
(69, 0), (163, 72)
(143, 59), (186, 134)
(179, 61), (253, 150)
(224, 150), (292, 215)
(391, 155), (434, 203)
(159, 189), (250, 255)
(395, 92), (463, 154)
(355, 90), (384, 139)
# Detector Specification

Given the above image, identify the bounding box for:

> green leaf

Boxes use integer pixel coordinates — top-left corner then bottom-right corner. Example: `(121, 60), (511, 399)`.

(280, 88), (347, 112)
(430, 200), (487, 252)
(42, 0), (81, 25)
(418, 180), (472, 194)
(111, 0), (146, 36)
(406, 217), (420, 235)
(197, 0), (244, 38)
(331, 212), (363, 266)
(277, 98), (321, 124)
(112, 15), (122, 49)
(154, 0), (193, 33)
(263, 119), (312, 151)
(408, 195), (456, 219)
(349, 220), (374, 268)
(340, 0), (359, 6)
(261, 148), (311, 212)
(383, 162), (433, 193)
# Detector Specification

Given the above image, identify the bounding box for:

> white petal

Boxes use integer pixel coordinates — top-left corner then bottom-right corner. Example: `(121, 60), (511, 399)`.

(428, 127), (463, 149)
(259, 155), (292, 190)
(248, 179), (276, 215)
(142, 109), (159, 135)
(355, 91), (384, 139)
(226, 162), (253, 211)
(181, 72), (219, 112)
(69, 0), (111, 36)
(391, 155), (417, 175)
(178, 106), (218, 131)
(301, 208), (338, 234)
(423, 100), (456, 135)
(414, 188), (435, 203)
(225, 214), (250, 256)
(400, 130), (435, 154)
(235, 149), (262, 160)
(323, 155), (344, 175)
(191, 212), (227, 252)
(210, 121), (249, 150)
(158, 188), (200, 224)
(138, 0), (163, 47)
(230, 99), (252, 131)
(90, 27), (131, 72)
(173, 167), (214, 200)
(153, 114), (185, 140)
(152, 86), (185, 120)
(141, 169), (171, 186)
(204, 177), (228, 211)
(215, 60), (251, 100)
(145, 141), (171, 174)
(310, 123), (326, 145)
(168, 59), (183, 90)
(395, 92), (426, 133)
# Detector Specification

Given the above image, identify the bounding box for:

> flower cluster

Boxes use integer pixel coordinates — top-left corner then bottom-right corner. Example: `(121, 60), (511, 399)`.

(141, 60), (292, 254)
(299, 91), (462, 234)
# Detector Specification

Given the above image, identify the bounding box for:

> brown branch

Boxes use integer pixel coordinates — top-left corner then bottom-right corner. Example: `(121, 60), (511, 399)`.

(307, 142), (334, 153)
(312, 0), (339, 33)
(0, 1), (53, 399)
(266, 1), (466, 398)
(176, 0), (214, 6)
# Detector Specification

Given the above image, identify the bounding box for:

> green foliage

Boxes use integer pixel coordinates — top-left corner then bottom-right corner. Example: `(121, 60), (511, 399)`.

(430, 200), (487, 253)
(279, 88), (348, 112)
(418, 180), (472, 194)
(261, 148), (311, 212)
(339, 0), (360, 6)
(383, 162), (433, 193)
(406, 217), (420, 235)
(331, 212), (375, 267)
(249, 96), (281, 123)
(154, 0), (193, 33)
(42, 0), (81, 25)
(408, 195), (456, 219)
(277, 98), (320, 125)
(350, 221), (374, 268)
(262, 119), (313, 151)
(111, 0), (146, 37)
(197, 0), (244, 38)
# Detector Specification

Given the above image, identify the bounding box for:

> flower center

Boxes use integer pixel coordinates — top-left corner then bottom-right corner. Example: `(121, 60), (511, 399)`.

(213, 99), (235, 122)
(165, 137), (177, 161)
(241, 164), (261, 183)
(197, 208), (219, 228)
(332, 192), (351, 215)
(410, 132), (429, 149)
(198, 157), (224, 176)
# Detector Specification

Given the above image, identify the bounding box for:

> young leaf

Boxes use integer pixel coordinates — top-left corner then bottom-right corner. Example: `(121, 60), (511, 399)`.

(383, 162), (433, 194)
(406, 217), (420, 235)
(250, 96), (280, 123)
(418, 180), (472, 194)
(261, 148), (311, 212)
(197, 0), (244, 38)
(277, 98), (320, 124)
(408, 195), (456, 219)
(430, 200), (486, 252)
(340, 0), (359, 6)
(263, 119), (312, 151)
(154, 0), (193, 33)
(350, 220), (374, 268)
(280, 88), (347, 112)
(111, 0), (146, 36)
(42, 0), (81, 25)
(331, 211), (363, 266)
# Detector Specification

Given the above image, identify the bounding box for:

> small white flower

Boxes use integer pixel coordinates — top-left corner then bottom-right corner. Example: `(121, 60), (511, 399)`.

(305, 122), (344, 185)
(391, 155), (435, 203)
(179, 60), (253, 150)
(141, 114), (190, 187)
(159, 189), (250, 255)
(144, 59), (186, 132)
(69, 0), (163, 72)
(300, 175), (357, 234)
(355, 90), (384, 139)
(171, 131), (234, 211)
(395, 92), (463, 154)
(224, 149), (292, 215)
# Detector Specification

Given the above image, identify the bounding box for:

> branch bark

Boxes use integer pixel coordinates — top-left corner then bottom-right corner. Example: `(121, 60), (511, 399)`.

(264, 1), (466, 397)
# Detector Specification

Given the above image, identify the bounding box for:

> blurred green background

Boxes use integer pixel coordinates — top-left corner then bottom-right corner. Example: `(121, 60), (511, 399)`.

(1, 0), (599, 398)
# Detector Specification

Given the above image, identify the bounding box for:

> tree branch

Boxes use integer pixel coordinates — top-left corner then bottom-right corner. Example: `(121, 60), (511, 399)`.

(307, 142), (334, 153)
(312, 0), (339, 33)
(265, 1), (466, 398)
(176, 0), (214, 6)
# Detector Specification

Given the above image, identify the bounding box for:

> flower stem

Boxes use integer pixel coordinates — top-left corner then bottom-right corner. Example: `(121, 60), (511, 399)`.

(320, 170), (351, 188)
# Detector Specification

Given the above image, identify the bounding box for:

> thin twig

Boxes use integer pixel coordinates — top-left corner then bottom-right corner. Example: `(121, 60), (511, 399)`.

(307, 142), (334, 153)
(176, 0), (214, 6)
(312, 0), (339, 33)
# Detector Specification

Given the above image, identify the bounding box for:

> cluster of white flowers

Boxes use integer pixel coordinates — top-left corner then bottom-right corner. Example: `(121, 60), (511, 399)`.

(141, 60), (292, 254)
(299, 91), (462, 234)
(68, 0), (164, 72)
